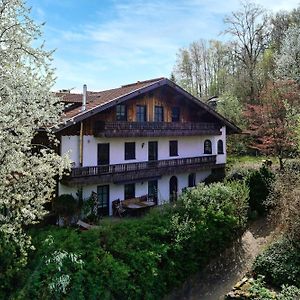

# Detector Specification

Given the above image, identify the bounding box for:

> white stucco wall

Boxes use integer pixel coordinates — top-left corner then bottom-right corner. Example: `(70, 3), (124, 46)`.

(61, 136), (80, 166)
(59, 131), (227, 167)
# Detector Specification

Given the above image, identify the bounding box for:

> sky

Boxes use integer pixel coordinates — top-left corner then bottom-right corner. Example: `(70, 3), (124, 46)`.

(27, 0), (299, 92)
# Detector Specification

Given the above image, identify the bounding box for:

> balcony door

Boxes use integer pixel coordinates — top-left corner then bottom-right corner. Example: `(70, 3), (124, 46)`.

(148, 141), (158, 161)
(97, 185), (109, 216)
(148, 141), (158, 168)
(98, 143), (110, 172)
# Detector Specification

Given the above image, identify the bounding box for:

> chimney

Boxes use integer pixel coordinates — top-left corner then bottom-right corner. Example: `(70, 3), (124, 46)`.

(82, 84), (87, 111)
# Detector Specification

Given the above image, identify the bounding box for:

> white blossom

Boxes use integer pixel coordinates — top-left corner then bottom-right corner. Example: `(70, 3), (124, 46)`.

(276, 25), (300, 81)
(0, 0), (70, 262)
(45, 250), (84, 295)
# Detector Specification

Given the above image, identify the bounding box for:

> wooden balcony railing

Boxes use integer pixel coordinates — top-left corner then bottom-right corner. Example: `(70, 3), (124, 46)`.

(63, 155), (220, 185)
(93, 121), (221, 137)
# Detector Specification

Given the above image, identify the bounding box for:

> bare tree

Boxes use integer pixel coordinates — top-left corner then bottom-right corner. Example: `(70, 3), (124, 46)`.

(173, 39), (235, 99)
(223, 1), (270, 101)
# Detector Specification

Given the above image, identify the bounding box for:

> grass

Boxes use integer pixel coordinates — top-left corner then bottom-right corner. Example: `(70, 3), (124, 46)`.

(227, 155), (277, 170)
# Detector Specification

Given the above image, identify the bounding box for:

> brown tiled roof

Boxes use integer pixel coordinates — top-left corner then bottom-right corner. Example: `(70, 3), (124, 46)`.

(57, 77), (165, 120)
(56, 92), (98, 103)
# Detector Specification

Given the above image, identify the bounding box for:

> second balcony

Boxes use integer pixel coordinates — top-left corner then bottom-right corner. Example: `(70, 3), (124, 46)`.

(93, 121), (222, 137)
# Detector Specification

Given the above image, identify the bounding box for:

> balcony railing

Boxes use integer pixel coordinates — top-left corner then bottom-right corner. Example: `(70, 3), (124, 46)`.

(93, 121), (221, 137)
(63, 155), (223, 185)
(63, 155), (220, 185)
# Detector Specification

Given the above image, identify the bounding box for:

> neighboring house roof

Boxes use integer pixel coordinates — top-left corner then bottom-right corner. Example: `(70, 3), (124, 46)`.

(55, 77), (241, 134)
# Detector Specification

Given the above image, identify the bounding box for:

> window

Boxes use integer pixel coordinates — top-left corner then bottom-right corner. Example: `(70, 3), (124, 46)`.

(217, 140), (224, 154)
(97, 185), (109, 216)
(188, 173), (196, 187)
(171, 107), (180, 122)
(116, 104), (127, 121)
(136, 105), (147, 122)
(169, 176), (178, 202)
(124, 183), (135, 200)
(154, 106), (164, 122)
(148, 180), (158, 204)
(169, 140), (178, 157)
(125, 142), (135, 160)
(204, 139), (212, 154)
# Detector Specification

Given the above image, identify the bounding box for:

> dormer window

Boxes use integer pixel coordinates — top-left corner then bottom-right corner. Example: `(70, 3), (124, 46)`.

(116, 104), (127, 121)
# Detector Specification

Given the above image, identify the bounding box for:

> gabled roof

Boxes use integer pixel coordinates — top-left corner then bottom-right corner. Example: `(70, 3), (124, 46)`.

(55, 77), (241, 134)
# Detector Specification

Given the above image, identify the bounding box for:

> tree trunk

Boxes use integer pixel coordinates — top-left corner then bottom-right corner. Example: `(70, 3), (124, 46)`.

(279, 156), (284, 171)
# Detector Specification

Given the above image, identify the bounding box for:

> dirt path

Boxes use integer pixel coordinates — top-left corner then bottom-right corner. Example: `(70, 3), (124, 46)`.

(165, 218), (275, 300)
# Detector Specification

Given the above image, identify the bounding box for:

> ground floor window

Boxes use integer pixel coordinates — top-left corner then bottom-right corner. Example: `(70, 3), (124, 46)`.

(169, 176), (178, 202)
(97, 185), (109, 216)
(148, 180), (158, 204)
(124, 183), (135, 200)
(188, 173), (196, 187)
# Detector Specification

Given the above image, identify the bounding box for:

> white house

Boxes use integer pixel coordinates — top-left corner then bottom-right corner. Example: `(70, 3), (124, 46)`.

(55, 77), (240, 216)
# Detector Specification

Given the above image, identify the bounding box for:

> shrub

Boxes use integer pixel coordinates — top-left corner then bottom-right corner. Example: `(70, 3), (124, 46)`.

(204, 168), (226, 184)
(0, 234), (28, 299)
(10, 181), (249, 299)
(248, 276), (300, 300)
(253, 238), (300, 288)
(226, 166), (255, 181)
(249, 276), (275, 300)
(53, 194), (78, 225)
(267, 166), (300, 243)
(246, 166), (275, 215)
(277, 285), (300, 300)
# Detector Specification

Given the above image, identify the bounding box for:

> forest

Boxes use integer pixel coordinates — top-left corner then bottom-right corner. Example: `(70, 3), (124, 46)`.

(172, 1), (300, 169)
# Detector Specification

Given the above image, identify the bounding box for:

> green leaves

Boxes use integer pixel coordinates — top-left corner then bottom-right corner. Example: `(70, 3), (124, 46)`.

(7, 181), (249, 299)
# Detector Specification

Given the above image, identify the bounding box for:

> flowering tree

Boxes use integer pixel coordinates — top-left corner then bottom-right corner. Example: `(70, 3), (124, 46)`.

(276, 25), (300, 82)
(0, 0), (69, 263)
(244, 80), (300, 169)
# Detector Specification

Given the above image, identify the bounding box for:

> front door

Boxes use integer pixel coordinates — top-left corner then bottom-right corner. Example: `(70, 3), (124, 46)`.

(98, 143), (110, 172)
(97, 185), (109, 216)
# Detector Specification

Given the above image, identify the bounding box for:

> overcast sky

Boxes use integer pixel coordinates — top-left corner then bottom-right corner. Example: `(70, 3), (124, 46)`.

(27, 0), (299, 92)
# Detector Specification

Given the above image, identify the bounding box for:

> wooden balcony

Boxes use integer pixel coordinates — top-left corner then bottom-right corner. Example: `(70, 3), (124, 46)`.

(62, 155), (222, 186)
(93, 121), (222, 137)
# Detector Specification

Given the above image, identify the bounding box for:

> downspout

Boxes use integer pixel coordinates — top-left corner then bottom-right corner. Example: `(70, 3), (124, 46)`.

(79, 84), (87, 167)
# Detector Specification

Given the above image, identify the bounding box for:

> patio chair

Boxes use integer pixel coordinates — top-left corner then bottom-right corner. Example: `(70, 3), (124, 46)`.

(112, 199), (126, 217)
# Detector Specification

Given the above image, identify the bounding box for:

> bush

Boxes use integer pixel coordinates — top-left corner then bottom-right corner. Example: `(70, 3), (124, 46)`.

(226, 166), (254, 181)
(10, 181), (249, 299)
(277, 285), (300, 300)
(248, 276), (300, 300)
(0, 234), (28, 299)
(253, 238), (300, 288)
(53, 194), (78, 225)
(267, 166), (300, 243)
(246, 166), (275, 215)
